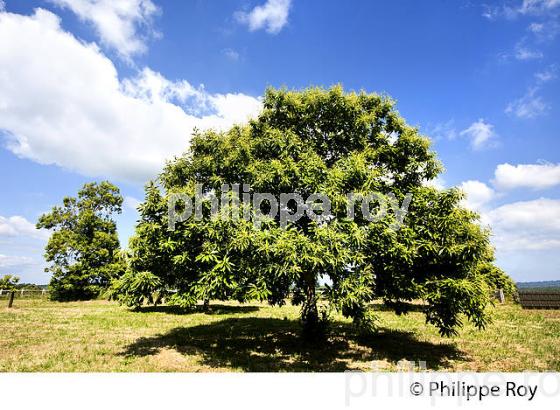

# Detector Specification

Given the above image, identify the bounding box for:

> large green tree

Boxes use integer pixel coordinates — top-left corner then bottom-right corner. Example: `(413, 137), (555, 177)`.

(116, 86), (510, 338)
(37, 181), (124, 301)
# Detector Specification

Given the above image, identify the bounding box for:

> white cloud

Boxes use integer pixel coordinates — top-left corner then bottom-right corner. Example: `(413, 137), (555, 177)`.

(426, 120), (457, 141)
(459, 180), (496, 211)
(519, 0), (560, 15)
(0, 213), (48, 280)
(529, 22), (545, 32)
(0, 254), (35, 268)
(505, 87), (548, 118)
(0, 9), (262, 184)
(222, 48), (240, 61)
(529, 20), (560, 41)
(0, 215), (49, 240)
(484, 0), (560, 19)
(459, 119), (496, 150)
(458, 162), (560, 253)
(423, 177), (446, 190)
(534, 64), (557, 83)
(506, 66), (556, 119)
(456, 160), (560, 273)
(207, 92), (263, 122)
(48, 0), (159, 59)
(236, 0), (292, 34)
(485, 198), (560, 250)
(493, 162), (560, 190)
(484, 1), (559, 69)
(123, 196), (141, 211)
(514, 44), (543, 60)
(496, 39), (544, 62)
(481, 6), (499, 20)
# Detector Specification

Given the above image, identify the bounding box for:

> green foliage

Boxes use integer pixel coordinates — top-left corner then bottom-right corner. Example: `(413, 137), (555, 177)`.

(424, 277), (490, 337)
(122, 86), (509, 338)
(107, 270), (164, 308)
(477, 261), (517, 298)
(37, 181), (124, 301)
(0, 274), (20, 291)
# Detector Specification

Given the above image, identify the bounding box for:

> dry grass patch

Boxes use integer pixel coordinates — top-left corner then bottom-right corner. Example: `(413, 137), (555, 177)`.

(0, 299), (558, 372)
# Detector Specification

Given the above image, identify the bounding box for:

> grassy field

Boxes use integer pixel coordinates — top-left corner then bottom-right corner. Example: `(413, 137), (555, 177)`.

(0, 298), (559, 372)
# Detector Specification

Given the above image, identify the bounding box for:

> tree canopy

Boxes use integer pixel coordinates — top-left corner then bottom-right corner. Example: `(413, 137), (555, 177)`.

(37, 181), (124, 301)
(114, 86), (512, 338)
(0, 274), (20, 291)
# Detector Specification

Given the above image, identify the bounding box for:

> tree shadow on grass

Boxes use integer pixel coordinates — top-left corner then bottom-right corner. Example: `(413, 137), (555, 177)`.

(121, 317), (467, 371)
(370, 302), (426, 313)
(134, 304), (260, 315)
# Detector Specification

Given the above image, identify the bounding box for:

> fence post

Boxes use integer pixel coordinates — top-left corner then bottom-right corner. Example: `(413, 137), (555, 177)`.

(497, 288), (505, 304)
(8, 291), (15, 308)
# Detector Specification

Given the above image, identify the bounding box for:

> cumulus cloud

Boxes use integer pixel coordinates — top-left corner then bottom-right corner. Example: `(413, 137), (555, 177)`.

(455, 160), (560, 269)
(236, 0), (292, 34)
(458, 161), (560, 254)
(485, 198), (560, 250)
(425, 119), (498, 150)
(0, 215), (48, 280)
(0, 9), (262, 185)
(423, 177), (446, 190)
(459, 180), (496, 211)
(459, 119), (496, 150)
(493, 162), (560, 190)
(48, 0), (159, 59)
(459, 185), (560, 253)
(0, 215), (49, 240)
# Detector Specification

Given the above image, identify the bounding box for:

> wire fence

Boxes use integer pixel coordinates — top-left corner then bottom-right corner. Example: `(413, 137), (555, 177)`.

(0, 289), (50, 299)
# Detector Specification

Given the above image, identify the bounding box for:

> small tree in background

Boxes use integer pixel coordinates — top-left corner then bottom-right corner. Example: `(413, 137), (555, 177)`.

(117, 86), (511, 339)
(0, 274), (20, 291)
(37, 181), (124, 301)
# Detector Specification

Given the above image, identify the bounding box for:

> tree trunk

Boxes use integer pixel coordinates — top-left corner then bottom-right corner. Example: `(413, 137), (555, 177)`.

(203, 298), (210, 312)
(301, 275), (321, 340)
(7, 291), (15, 308)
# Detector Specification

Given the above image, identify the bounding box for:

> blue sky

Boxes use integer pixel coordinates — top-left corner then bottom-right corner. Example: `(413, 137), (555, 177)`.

(0, 0), (559, 284)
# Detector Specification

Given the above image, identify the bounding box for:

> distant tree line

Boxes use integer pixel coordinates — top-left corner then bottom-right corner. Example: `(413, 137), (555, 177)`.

(0, 275), (48, 290)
